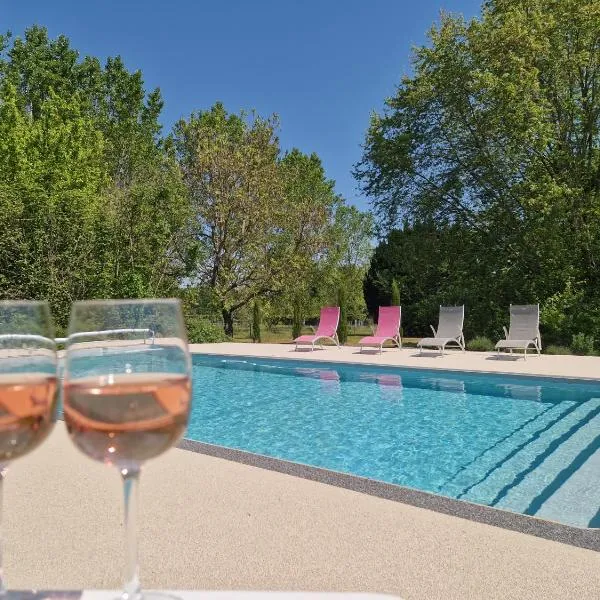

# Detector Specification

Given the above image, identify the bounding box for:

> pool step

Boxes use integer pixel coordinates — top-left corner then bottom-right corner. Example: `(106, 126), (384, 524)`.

(442, 400), (575, 497)
(490, 402), (600, 524)
(450, 397), (600, 524)
(532, 440), (600, 526)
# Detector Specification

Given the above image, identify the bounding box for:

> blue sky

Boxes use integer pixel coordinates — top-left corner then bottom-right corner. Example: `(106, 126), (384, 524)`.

(3, 0), (482, 209)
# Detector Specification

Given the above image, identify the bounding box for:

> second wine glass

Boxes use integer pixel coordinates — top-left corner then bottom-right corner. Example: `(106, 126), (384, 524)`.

(62, 299), (191, 600)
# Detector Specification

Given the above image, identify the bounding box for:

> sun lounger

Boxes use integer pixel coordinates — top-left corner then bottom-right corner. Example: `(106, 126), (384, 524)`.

(358, 306), (401, 353)
(417, 305), (465, 355)
(294, 306), (340, 351)
(495, 304), (541, 358)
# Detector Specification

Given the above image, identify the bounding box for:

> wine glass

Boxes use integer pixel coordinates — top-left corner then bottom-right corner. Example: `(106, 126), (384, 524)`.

(62, 299), (191, 600)
(0, 300), (58, 593)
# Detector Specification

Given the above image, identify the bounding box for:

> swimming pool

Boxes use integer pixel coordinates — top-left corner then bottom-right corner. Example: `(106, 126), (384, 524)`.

(188, 354), (600, 528)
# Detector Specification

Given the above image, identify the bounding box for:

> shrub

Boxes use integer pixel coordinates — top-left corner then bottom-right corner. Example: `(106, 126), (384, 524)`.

(337, 287), (348, 345)
(186, 317), (228, 344)
(545, 345), (572, 355)
(390, 279), (401, 306)
(571, 332), (595, 356)
(250, 300), (262, 343)
(466, 336), (495, 352)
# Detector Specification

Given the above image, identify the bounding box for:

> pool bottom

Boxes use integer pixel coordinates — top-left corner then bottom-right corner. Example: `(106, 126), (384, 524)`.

(178, 436), (600, 552)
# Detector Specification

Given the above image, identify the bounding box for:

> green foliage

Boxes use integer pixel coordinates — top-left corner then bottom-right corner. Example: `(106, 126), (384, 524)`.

(181, 286), (227, 343)
(259, 198), (373, 327)
(329, 205), (374, 267)
(337, 287), (348, 345)
(390, 279), (400, 306)
(466, 336), (495, 352)
(571, 333), (595, 356)
(292, 295), (303, 340)
(356, 1), (600, 342)
(545, 345), (573, 356)
(186, 317), (228, 344)
(180, 285), (223, 322)
(0, 27), (189, 328)
(172, 104), (359, 335)
(0, 27), (371, 335)
(539, 282), (596, 345)
(251, 300), (262, 343)
(364, 225), (474, 336)
(173, 102), (285, 332)
(325, 206), (374, 320)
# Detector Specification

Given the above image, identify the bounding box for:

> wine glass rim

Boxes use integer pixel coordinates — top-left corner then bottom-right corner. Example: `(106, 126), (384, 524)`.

(72, 298), (182, 307)
(0, 299), (50, 307)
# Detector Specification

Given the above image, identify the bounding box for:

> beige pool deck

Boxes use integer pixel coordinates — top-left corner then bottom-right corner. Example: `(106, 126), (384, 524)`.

(5, 342), (600, 598)
(190, 342), (600, 380)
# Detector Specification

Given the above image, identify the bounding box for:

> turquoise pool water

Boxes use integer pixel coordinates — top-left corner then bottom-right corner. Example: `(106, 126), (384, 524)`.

(189, 354), (600, 528)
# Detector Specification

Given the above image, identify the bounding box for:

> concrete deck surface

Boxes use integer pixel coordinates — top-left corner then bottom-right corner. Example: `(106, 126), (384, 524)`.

(190, 342), (600, 380)
(5, 428), (600, 599)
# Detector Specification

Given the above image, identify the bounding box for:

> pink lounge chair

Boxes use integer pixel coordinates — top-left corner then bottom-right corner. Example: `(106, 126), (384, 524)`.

(359, 306), (402, 354)
(294, 306), (340, 351)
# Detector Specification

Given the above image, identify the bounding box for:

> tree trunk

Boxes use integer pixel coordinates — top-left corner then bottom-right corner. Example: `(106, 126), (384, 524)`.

(222, 308), (234, 337)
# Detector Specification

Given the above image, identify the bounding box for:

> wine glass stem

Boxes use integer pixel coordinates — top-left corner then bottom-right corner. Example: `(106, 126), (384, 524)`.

(121, 467), (141, 600)
(0, 467), (7, 596)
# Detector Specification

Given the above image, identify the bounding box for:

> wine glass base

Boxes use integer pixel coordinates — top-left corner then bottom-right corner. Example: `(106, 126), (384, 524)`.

(119, 593), (182, 600)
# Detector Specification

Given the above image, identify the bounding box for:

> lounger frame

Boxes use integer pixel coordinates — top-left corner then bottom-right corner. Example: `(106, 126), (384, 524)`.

(359, 333), (402, 354)
(295, 330), (340, 352)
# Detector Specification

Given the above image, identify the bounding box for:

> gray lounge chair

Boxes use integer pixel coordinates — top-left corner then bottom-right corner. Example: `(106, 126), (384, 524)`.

(495, 304), (541, 358)
(418, 305), (465, 355)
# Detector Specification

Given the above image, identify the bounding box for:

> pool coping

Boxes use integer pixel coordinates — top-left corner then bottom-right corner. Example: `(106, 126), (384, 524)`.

(177, 437), (600, 552)
(191, 348), (600, 384)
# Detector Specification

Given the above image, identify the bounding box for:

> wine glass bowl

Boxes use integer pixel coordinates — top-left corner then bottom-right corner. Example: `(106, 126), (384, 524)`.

(64, 372), (190, 467)
(62, 299), (191, 600)
(0, 301), (57, 463)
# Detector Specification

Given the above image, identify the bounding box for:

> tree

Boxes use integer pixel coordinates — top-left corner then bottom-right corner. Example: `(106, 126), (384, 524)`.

(0, 27), (189, 327)
(274, 150), (350, 323)
(292, 294), (303, 340)
(356, 0), (600, 343)
(173, 104), (340, 335)
(330, 205), (374, 268)
(0, 26), (367, 337)
(277, 204), (373, 325)
(363, 225), (463, 335)
(327, 205), (374, 320)
(390, 279), (400, 306)
(251, 299), (262, 343)
(337, 286), (348, 344)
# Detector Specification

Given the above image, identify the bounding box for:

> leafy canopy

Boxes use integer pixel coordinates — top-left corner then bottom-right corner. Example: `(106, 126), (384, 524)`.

(172, 103), (357, 333)
(0, 26), (189, 327)
(356, 0), (600, 342)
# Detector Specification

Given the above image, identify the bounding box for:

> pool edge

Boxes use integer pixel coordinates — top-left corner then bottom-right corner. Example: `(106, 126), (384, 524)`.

(177, 437), (600, 552)
(191, 349), (600, 384)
